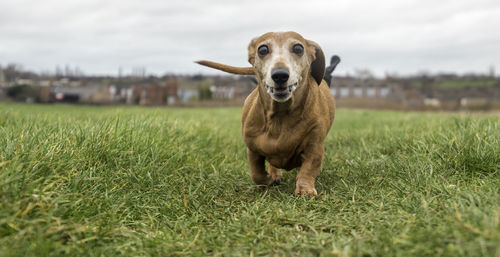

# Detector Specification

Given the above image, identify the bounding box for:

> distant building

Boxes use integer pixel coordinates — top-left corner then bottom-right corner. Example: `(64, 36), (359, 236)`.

(15, 79), (34, 86)
(177, 77), (204, 102)
(139, 83), (164, 105)
(210, 85), (234, 100)
(52, 84), (114, 103)
(331, 86), (392, 99)
(125, 79), (178, 106)
(166, 79), (178, 105)
(178, 88), (199, 102)
(39, 86), (51, 102)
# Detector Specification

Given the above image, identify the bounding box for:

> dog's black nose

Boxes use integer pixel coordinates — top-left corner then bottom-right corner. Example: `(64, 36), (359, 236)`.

(271, 68), (289, 85)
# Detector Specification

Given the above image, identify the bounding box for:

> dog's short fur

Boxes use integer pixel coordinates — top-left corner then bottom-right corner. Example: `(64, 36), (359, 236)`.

(197, 31), (335, 195)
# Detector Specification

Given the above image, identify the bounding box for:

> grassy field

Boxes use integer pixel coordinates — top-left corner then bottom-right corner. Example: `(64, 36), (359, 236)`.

(0, 103), (499, 256)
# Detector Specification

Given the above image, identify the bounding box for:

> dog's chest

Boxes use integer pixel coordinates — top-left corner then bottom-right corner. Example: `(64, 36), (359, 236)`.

(244, 121), (309, 169)
(253, 131), (301, 154)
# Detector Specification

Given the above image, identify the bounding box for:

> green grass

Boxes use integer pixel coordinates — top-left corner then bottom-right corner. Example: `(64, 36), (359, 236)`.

(0, 103), (499, 256)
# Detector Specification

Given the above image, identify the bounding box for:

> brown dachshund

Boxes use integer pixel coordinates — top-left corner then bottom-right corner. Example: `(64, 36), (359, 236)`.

(197, 31), (335, 195)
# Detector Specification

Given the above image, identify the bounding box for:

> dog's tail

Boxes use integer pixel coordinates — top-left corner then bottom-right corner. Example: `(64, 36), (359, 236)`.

(326, 55), (341, 74)
(196, 60), (254, 75)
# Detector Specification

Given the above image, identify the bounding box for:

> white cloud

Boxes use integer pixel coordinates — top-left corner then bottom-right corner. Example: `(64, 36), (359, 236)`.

(0, 0), (499, 76)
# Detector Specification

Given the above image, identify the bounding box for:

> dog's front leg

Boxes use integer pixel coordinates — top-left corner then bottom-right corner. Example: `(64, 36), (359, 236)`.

(295, 145), (324, 196)
(247, 148), (273, 186)
(268, 164), (283, 185)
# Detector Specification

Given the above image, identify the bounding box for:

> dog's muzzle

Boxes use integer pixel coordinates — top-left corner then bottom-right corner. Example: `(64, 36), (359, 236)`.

(266, 82), (298, 101)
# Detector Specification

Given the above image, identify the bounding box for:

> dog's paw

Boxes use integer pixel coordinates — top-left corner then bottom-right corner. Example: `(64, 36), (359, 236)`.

(294, 179), (317, 196)
(270, 177), (281, 186)
(252, 174), (282, 187)
(268, 167), (283, 186)
(294, 187), (318, 196)
(269, 173), (283, 186)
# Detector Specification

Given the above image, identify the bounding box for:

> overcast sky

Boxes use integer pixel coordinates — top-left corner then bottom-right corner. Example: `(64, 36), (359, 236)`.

(1, 0), (499, 77)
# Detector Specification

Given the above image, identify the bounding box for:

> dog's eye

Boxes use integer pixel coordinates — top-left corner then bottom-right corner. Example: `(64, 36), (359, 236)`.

(292, 44), (304, 56)
(258, 45), (269, 57)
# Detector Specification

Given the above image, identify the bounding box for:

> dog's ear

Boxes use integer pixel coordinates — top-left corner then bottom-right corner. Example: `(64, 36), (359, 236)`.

(307, 40), (325, 86)
(247, 37), (258, 65)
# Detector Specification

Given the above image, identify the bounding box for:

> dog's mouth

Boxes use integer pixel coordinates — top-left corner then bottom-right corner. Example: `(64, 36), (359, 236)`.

(266, 82), (298, 100)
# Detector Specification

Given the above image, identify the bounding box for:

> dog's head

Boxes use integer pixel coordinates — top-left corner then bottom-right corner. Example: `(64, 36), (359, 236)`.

(247, 32), (325, 102)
